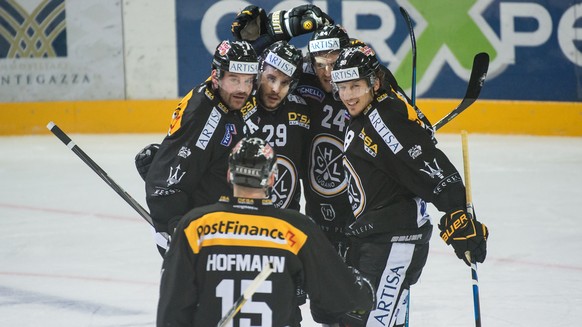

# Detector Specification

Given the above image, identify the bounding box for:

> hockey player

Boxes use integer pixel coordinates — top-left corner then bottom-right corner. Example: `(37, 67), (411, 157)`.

(157, 137), (375, 327)
(142, 40), (260, 249)
(331, 45), (489, 327)
(231, 8), (353, 252)
(250, 41), (310, 211)
(297, 25), (354, 258)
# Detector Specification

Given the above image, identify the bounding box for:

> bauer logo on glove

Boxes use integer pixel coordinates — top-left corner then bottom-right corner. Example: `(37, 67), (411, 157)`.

(440, 209), (472, 243)
(438, 209), (489, 265)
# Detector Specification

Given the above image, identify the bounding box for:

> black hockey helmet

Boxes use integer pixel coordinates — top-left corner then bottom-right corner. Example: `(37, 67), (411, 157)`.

(331, 45), (380, 84)
(212, 40), (258, 78)
(259, 41), (303, 92)
(308, 24), (350, 56)
(229, 137), (278, 189)
(331, 45), (380, 100)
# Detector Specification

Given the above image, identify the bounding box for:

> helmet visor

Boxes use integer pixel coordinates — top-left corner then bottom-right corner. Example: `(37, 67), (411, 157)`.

(332, 78), (375, 101)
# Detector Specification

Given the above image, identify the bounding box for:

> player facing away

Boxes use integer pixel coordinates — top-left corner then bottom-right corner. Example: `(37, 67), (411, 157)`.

(330, 45), (489, 327)
(157, 137), (375, 327)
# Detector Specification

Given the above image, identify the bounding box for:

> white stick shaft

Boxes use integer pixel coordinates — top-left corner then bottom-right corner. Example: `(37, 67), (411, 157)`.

(217, 264), (274, 327)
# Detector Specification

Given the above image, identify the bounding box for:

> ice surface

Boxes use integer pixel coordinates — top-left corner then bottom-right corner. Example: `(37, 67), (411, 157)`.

(1, 133), (581, 326)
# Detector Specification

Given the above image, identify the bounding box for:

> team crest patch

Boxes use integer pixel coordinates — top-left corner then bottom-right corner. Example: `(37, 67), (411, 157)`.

(178, 146), (191, 158)
(270, 155), (297, 209)
(408, 145), (422, 159)
(309, 134), (347, 196)
(343, 158), (365, 218)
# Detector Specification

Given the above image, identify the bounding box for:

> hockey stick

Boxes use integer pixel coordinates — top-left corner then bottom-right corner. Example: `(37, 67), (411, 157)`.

(399, 7), (417, 106)
(399, 8), (416, 326)
(461, 130), (482, 327)
(433, 53), (489, 131)
(217, 263), (274, 327)
(46, 121), (169, 241)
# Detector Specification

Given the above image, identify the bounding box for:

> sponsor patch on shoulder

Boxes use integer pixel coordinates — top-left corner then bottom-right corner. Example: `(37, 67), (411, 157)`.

(196, 108), (222, 150)
(221, 123), (237, 146)
(367, 109), (402, 154)
(297, 85), (325, 102)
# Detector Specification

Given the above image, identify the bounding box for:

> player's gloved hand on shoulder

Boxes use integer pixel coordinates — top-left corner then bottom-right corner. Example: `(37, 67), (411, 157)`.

(267, 4), (334, 41)
(439, 208), (488, 266)
(135, 143), (160, 181)
(231, 5), (268, 41)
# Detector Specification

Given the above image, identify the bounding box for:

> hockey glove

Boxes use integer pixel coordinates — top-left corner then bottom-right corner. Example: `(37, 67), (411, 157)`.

(231, 5), (268, 41)
(134, 143), (159, 181)
(350, 267), (376, 312)
(439, 209), (488, 266)
(334, 267), (375, 327)
(267, 4), (334, 41)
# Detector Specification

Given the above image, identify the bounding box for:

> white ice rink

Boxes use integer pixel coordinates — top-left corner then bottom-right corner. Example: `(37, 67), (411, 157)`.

(1, 132), (581, 326)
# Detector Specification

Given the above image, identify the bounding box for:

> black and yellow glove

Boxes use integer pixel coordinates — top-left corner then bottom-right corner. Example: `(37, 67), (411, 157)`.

(231, 5), (268, 41)
(267, 4), (334, 41)
(439, 209), (489, 266)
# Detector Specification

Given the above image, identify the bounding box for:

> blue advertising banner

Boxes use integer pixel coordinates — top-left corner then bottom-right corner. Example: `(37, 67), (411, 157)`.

(176, 0), (582, 102)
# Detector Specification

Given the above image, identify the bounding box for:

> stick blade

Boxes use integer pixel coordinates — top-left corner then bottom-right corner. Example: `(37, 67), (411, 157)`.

(434, 52), (490, 131)
(464, 52), (489, 101)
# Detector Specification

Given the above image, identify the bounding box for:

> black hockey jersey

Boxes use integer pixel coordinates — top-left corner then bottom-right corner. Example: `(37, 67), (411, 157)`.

(296, 64), (354, 243)
(157, 196), (372, 327)
(145, 81), (258, 233)
(249, 94), (310, 211)
(343, 89), (466, 238)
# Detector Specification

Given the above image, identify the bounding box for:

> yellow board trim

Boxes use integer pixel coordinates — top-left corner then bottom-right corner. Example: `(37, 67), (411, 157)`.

(0, 99), (178, 135)
(1, 99), (581, 136)
(417, 99), (582, 136)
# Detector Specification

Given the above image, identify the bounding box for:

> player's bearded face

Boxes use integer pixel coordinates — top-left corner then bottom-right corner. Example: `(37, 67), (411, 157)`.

(259, 65), (292, 110)
(218, 71), (255, 110)
(313, 52), (340, 94)
(336, 79), (374, 116)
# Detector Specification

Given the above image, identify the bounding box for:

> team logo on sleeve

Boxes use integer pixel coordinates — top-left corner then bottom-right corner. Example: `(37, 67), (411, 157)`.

(343, 158), (365, 218)
(309, 134), (347, 196)
(178, 146), (191, 158)
(271, 155), (297, 209)
(167, 165), (186, 186)
(408, 145), (422, 159)
(420, 158), (444, 179)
